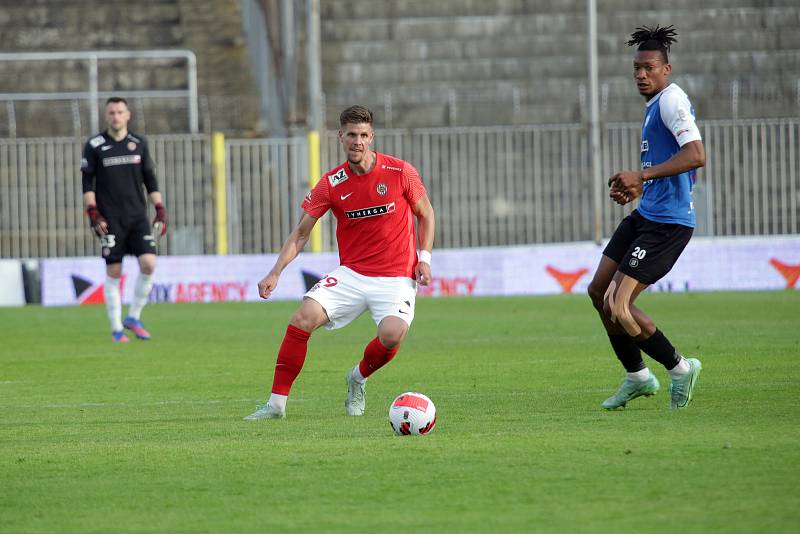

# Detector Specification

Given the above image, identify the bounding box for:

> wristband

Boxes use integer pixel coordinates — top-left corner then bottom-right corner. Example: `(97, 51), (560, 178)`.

(417, 250), (432, 265)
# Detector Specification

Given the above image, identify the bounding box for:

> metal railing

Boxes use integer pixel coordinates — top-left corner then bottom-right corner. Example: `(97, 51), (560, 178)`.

(0, 135), (211, 258)
(0, 50), (199, 136)
(1, 119), (798, 258)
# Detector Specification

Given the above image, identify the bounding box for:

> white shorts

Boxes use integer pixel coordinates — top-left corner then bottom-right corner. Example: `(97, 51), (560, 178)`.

(304, 266), (417, 330)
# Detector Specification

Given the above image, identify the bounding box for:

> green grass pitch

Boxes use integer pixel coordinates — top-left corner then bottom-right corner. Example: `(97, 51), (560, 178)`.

(1, 292), (799, 532)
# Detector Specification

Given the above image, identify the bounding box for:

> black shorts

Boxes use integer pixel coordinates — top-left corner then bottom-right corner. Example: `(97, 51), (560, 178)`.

(603, 210), (693, 285)
(99, 216), (157, 264)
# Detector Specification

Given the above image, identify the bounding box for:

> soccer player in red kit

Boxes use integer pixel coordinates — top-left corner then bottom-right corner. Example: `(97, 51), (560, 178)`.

(245, 105), (435, 420)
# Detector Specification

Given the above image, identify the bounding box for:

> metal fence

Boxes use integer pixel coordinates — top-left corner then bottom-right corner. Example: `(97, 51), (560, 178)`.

(1, 120), (798, 258)
(0, 50), (199, 137)
(0, 134), (211, 258)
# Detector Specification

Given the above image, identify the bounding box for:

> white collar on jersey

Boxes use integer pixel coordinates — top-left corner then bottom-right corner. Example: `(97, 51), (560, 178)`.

(645, 83), (675, 108)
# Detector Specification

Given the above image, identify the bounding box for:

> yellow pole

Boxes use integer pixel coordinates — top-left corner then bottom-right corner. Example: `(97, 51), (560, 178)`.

(308, 129), (322, 252)
(211, 132), (228, 255)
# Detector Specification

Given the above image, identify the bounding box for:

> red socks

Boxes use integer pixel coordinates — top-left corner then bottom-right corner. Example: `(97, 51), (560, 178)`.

(271, 325), (311, 395)
(271, 329), (398, 395)
(358, 336), (399, 379)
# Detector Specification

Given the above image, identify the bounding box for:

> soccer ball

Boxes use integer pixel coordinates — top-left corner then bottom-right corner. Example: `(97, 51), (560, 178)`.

(388, 392), (437, 436)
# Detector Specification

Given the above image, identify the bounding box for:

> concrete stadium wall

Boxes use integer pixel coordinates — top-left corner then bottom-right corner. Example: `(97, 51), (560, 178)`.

(0, 0), (260, 137)
(320, 0), (800, 128)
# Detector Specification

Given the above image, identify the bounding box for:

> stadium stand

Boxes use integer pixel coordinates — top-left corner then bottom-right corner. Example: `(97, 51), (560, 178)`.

(319, 0), (800, 127)
(0, 0), (260, 136)
(0, 1), (798, 132)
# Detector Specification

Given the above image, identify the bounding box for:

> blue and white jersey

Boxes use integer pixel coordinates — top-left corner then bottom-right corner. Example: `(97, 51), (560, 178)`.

(638, 83), (702, 227)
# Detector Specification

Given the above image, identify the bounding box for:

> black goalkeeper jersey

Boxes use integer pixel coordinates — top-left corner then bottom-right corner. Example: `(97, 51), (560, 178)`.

(81, 130), (159, 218)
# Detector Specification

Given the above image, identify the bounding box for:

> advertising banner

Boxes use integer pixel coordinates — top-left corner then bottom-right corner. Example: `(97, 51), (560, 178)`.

(40, 236), (800, 307)
(0, 260), (26, 306)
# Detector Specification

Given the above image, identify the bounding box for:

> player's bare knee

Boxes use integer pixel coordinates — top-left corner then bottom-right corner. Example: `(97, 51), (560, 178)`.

(378, 322), (408, 348)
(637, 318), (656, 339)
(138, 254), (156, 275)
(588, 283), (606, 311)
(601, 280), (617, 320)
(378, 331), (403, 349)
(106, 264), (122, 279)
(602, 299), (613, 319)
(611, 299), (641, 337)
(289, 311), (316, 333)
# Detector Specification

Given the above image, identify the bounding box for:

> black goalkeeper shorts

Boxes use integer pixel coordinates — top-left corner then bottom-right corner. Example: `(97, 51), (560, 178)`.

(99, 216), (157, 264)
(603, 210), (693, 285)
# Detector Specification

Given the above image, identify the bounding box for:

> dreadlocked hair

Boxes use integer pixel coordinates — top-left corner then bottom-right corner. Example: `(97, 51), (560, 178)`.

(627, 25), (677, 62)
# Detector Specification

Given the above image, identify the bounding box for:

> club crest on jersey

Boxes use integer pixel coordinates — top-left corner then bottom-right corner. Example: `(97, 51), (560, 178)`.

(328, 168), (348, 187)
(127, 141), (137, 151)
(376, 182), (388, 196)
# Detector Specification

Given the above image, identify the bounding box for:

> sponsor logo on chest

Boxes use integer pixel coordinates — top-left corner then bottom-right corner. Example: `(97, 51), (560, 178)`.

(345, 202), (396, 219)
(102, 154), (142, 167)
(328, 168), (348, 187)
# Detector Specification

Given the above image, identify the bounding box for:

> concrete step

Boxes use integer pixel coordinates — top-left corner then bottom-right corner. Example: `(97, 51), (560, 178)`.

(322, 8), (800, 42)
(0, 57), (188, 92)
(0, 99), (188, 138)
(325, 72), (799, 105)
(1, 27), (183, 50)
(321, 0), (798, 20)
(0, 3), (180, 28)
(322, 28), (800, 63)
(326, 92), (796, 129)
(323, 50), (800, 86)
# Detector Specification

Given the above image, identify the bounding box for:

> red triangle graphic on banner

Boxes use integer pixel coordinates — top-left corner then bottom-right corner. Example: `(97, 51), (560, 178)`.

(78, 276), (126, 305)
(545, 265), (589, 294)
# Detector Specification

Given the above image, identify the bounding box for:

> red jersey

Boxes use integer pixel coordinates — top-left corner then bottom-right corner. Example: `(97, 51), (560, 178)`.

(302, 152), (427, 278)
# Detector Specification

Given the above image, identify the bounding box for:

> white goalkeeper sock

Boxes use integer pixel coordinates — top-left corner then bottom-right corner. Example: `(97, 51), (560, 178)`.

(104, 277), (123, 332)
(127, 273), (154, 320)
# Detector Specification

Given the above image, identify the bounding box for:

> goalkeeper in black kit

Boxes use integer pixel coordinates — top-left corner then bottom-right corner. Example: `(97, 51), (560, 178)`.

(81, 97), (168, 342)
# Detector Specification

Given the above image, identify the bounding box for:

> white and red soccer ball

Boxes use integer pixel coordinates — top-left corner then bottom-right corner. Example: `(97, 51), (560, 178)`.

(388, 392), (436, 436)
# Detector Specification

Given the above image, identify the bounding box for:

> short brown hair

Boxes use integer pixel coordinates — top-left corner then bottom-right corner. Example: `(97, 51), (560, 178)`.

(339, 105), (373, 127)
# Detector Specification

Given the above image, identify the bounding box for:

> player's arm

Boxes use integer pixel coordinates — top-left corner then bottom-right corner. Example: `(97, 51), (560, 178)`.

(610, 90), (705, 204)
(641, 140), (705, 180)
(142, 141), (168, 235)
(609, 141), (705, 204)
(82, 191), (107, 235)
(258, 214), (319, 299)
(412, 194), (435, 286)
(148, 190), (167, 236)
(81, 143), (107, 235)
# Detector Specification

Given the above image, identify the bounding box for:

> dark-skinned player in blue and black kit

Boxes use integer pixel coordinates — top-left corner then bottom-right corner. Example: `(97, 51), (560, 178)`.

(588, 25), (706, 410)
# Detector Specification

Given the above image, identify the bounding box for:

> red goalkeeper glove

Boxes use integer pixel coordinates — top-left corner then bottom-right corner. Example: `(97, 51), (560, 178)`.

(86, 205), (108, 236)
(152, 203), (168, 236)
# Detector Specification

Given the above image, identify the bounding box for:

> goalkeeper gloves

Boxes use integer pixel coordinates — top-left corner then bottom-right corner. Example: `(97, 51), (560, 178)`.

(86, 205), (107, 236)
(152, 203), (168, 236)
